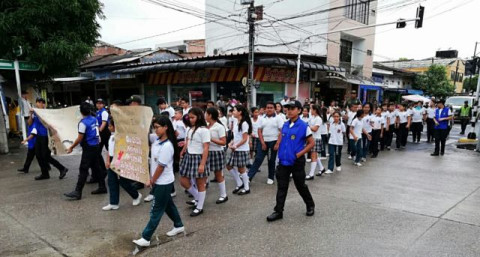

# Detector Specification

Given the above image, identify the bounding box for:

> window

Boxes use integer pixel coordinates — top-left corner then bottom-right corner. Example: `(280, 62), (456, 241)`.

(340, 39), (353, 63)
(345, 0), (371, 24)
(451, 71), (456, 80)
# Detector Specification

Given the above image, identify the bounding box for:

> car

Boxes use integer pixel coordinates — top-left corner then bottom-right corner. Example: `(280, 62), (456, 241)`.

(445, 96), (477, 122)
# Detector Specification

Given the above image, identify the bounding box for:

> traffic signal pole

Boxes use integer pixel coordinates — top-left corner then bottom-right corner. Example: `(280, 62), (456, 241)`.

(247, 1), (256, 108)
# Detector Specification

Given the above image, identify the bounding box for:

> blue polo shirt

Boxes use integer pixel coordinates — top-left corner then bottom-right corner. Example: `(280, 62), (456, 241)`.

(27, 124), (36, 149)
(31, 114), (48, 137)
(435, 108), (452, 130)
(96, 108), (109, 129)
(79, 116), (100, 147)
(277, 117), (312, 166)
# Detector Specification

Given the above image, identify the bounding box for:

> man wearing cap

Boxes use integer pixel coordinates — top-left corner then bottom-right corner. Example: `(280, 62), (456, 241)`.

(459, 100), (472, 135)
(96, 98), (110, 174)
(280, 95), (289, 106)
(25, 98), (68, 180)
(267, 100), (315, 222)
(431, 99), (453, 156)
(127, 95), (142, 106)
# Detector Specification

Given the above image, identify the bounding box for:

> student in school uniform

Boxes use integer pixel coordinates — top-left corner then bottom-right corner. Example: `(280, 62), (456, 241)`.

(25, 98), (68, 180)
(410, 101), (426, 143)
(395, 103), (411, 150)
(325, 111), (345, 174)
(384, 103), (397, 150)
(226, 105), (252, 195)
(18, 122), (38, 173)
(157, 98), (175, 120)
(306, 105), (325, 179)
(361, 103), (373, 162)
(426, 101), (436, 143)
(179, 97), (191, 116)
(370, 107), (385, 158)
(349, 110), (371, 166)
(250, 107), (262, 165)
(345, 104), (358, 155)
(248, 102), (283, 185)
(380, 103), (389, 151)
(64, 103), (106, 200)
(96, 98), (110, 176)
(102, 119), (143, 211)
(133, 116), (185, 247)
(179, 108), (210, 217)
(319, 107), (329, 160)
(275, 102), (287, 121)
(301, 107), (310, 123)
(205, 107), (229, 204)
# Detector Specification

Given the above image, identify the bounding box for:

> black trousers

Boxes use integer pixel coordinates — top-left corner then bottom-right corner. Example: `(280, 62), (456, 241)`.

(98, 130), (110, 172)
(274, 156), (315, 213)
(385, 124), (395, 148)
(371, 129), (381, 156)
(35, 136), (65, 176)
(460, 118), (469, 134)
(22, 148), (36, 171)
(76, 145), (105, 193)
(346, 125), (351, 153)
(426, 118), (435, 142)
(411, 122), (423, 143)
(434, 129), (448, 154)
(396, 123), (408, 148)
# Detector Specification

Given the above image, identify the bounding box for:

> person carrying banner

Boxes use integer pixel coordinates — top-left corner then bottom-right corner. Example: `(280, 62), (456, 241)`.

(64, 103), (106, 200)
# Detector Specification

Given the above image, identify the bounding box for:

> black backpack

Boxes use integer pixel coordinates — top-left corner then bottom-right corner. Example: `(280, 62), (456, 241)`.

(467, 132), (476, 140)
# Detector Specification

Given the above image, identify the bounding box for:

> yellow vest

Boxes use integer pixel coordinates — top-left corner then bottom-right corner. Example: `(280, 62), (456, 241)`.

(460, 106), (471, 117)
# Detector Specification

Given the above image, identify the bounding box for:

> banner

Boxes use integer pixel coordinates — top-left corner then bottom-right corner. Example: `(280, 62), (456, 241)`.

(33, 106), (83, 155)
(110, 106), (153, 184)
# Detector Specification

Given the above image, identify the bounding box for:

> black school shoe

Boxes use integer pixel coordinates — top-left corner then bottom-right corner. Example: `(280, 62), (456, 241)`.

(216, 196), (228, 204)
(190, 208), (203, 217)
(17, 168), (28, 173)
(431, 152), (439, 156)
(64, 190), (82, 200)
(232, 184), (244, 194)
(306, 206), (315, 216)
(59, 168), (68, 179)
(238, 189), (250, 196)
(35, 175), (50, 180)
(91, 188), (107, 195)
(267, 212), (283, 222)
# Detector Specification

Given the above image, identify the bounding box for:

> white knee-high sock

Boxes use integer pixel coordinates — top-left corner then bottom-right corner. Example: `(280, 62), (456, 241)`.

(197, 191), (206, 210)
(218, 181), (227, 197)
(188, 185), (199, 201)
(309, 161), (317, 176)
(317, 159), (324, 171)
(229, 168), (242, 187)
(240, 172), (250, 191)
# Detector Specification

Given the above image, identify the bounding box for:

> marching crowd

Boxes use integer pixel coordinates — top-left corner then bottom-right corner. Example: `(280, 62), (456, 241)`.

(17, 91), (455, 247)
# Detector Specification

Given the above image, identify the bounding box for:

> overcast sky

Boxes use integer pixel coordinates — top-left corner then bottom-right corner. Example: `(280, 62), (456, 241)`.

(98, 0), (480, 61)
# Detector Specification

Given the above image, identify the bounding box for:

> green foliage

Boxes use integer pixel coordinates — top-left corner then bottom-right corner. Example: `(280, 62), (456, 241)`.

(398, 57), (409, 61)
(414, 64), (455, 98)
(0, 0), (103, 77)
(463, 75), (478, 93)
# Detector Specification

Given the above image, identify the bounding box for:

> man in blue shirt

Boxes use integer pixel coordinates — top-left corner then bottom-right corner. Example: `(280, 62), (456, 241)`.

(93, 98), (110, 181)
(64, 103), (106, 200)
(267, 100), (315, 222)
(25, 98), (68, 180)
(18, 122), (38, 173)
(431, 99), (453, 156)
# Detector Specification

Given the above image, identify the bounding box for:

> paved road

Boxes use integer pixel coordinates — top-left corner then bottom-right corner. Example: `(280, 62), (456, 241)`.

(1, 125), (479, 257)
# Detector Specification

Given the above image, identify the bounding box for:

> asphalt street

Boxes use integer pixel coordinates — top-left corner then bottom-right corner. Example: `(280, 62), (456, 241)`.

(1, 124), (480, 257)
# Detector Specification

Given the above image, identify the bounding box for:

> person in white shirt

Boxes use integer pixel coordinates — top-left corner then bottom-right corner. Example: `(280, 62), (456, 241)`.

(179, 97), (191, 116)
(179, 108), (210, 217)
(248, 102), (283, 184)
(301, 107), (310, 123)
(205, 107), (228, 204)
(319, 107), (329, 159)
(172, 109), (187, 174)
(250, 107), (262, 163)
(227, 105), (252, 195)
(426, 101), (436, 143)
(133, 116), (185, 248)
(349, 110), (371, 166)
(157, 98), (175, 120)
(280, 95), (289, 106)
(410, 101), (426, 143)
(395, 103), (411, 149)
(345, 104), (359, 155)
(379, 103), (389, 150)
(326, 111), (346, 173)
(370, 107), (385, 158)
(361, 103), (373, 162)
(275, 102), (287, 121)
(306, 105), (326, 179)
(384, 103), (397, 150)
(20, 90), (31, 126)
(102, 119), (142, 211)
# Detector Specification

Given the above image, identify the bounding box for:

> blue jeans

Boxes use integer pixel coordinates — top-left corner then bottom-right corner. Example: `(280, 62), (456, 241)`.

(361, 133), (371, 158)
(349, 139), (363, 163)
(142, 183), (183, 241)
(320, 134), (328, 157)
(328, 144), (342, 170)
(107, 169), (139, 205)
(248, 140), (277, 180)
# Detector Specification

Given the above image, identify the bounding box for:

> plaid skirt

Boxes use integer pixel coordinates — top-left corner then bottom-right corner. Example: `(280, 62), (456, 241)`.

(208, 150), (225, 172)
(179, 153), (210, 178)
(312, 138), (323, 153)
(251, 137), (259, 153)
(227, 151), (250, 168)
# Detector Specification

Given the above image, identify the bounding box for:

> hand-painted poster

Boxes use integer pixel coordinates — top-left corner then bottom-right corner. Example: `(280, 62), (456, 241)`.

(33, 106), (83, 155)
(110, 106), (153, 184)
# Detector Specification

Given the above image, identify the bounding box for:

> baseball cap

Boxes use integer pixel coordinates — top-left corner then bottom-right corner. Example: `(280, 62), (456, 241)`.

(126, 95), (142, 104)
(284, 100), (303, 109)
(436, 99), (445, 104)
(96, 98), (105, 104)
(36, 97), (46, 103)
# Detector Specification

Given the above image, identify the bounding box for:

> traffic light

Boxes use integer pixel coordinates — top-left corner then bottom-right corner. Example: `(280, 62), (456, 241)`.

(415, 6), (425, 29)
(396, 19), (406, 29)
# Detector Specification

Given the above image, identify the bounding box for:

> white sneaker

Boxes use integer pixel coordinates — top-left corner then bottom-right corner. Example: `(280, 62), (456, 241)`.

(171, 191), (177, 197)
(267, 179), (274, 185)
(326, 153), (330, 157)
(133, 238), (150, 247)
(354, 162), (363, 167)
(325, 169), (334, 174)
(306, 158), (311, 163)
(348, 156), (353, 160)
(320, 157), (327, 160)
(144, 194), (154, 202)
(133, 193), (142, 206)
(336, 166), (342, 172)
(166, 226), (185, 237)
(361, 158), (367, 162)
(102, 204), (119, 211)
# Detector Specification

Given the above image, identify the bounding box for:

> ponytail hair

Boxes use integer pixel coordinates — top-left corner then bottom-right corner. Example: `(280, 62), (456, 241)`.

(235, 105), (252, 135)
(353, 109), (364, 121)
(206, 107), (223, 126)
(152, 116), (179, 162)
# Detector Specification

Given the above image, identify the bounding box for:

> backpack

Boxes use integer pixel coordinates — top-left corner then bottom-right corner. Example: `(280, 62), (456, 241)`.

(467, 132), (476, 140)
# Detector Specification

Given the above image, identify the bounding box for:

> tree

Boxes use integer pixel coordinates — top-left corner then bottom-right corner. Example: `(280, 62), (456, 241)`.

(0, 0), (103, 77)
(398, 57), (409, 61)
(463, 75), (478, 94)
(414, 64), (455, 98)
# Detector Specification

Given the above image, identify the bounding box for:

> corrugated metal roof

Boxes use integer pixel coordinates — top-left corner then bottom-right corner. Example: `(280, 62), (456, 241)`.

(378, 58), (461, 69)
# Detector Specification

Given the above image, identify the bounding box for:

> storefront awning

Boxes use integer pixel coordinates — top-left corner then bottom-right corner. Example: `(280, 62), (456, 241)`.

(406, 89), (423, 95)
(113, 59), (236, 74)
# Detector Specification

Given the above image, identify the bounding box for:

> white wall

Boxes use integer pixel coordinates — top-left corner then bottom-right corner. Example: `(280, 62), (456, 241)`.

(205, 0), (330, 56)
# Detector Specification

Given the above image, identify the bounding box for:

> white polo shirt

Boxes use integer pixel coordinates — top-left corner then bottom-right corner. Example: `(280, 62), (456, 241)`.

(173, 119), (186, 140)
(108, 134), (115, 157)
(186, 127), (210, 154)
(251, 116), (262, 138)
(347, 111), (356, 126)
(260, 114), (283, 142)
(233, 119), (250, 152)
(209, 122), (226, 151)
(328, 122), (346, 145)
(371, 115), (384, 130)
(427, 107), (436, 119)
(396, 111), (409, 124)
(159, 106), (175, 119)
(411, 107), (426, 123)
(363, 114), (373, 133)
(349, 118), (363, 140)
(150, 139), (175, 185)
(308, 115), (323, 139)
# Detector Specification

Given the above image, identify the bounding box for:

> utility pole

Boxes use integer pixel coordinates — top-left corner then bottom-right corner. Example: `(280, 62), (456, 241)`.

(468, 42), (478, 92)
(453, 60), (459, 91)
(247, 1), (256, 108)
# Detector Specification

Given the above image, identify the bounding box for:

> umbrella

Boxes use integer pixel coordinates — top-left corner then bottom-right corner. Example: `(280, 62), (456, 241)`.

(401, 94), (430, 103)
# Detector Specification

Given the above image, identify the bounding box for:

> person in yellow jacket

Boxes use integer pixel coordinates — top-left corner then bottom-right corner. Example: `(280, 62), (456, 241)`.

(459, 101), (472, 135)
